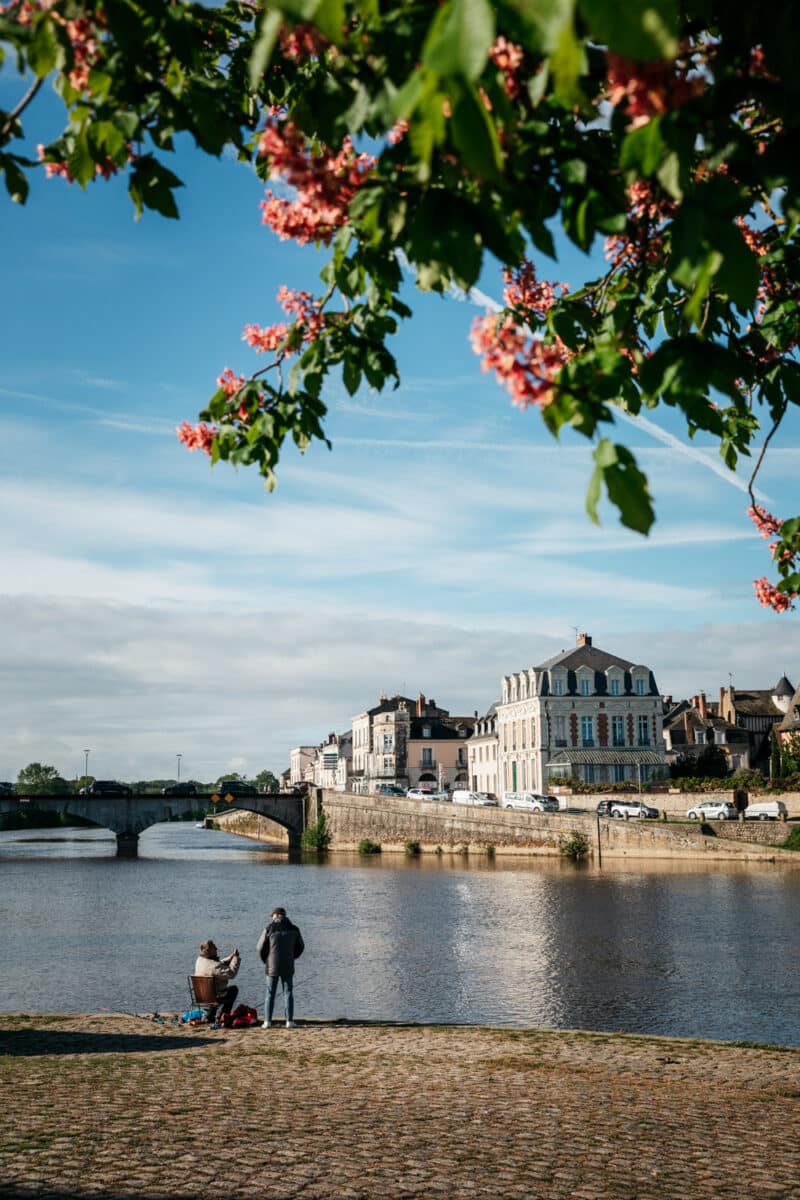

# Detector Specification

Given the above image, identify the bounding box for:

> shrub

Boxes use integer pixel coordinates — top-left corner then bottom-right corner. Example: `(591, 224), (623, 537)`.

(780, 826), (800, 852)
(560, 831), (590, 862)
(301, 812), (331, 851)
(404, 840), (421, 856)
(485, 844), (495, 859)
(434, 845), (443, 855)
(358, 838), (381, 855)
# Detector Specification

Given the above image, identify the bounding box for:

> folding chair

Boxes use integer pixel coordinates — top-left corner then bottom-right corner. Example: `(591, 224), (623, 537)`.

(188, 974), (217, 1020)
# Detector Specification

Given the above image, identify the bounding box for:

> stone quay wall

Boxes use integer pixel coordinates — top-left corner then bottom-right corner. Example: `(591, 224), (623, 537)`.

(316, 790), (794, 861)
(214, 810), (288, 844)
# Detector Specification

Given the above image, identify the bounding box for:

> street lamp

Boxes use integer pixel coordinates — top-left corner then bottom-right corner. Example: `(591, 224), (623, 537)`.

(176, 753), (182, 783)
(84, 749), (90, 782)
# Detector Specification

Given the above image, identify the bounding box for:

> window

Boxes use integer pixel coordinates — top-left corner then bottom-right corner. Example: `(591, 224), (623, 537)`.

(552, 676), (564, 695)
(457, 748), (466, 766)
(383, 757), (390, 772)
(581, 715), (594, 747)
(609, 678), (620, 696)
(512, 723), (517, 751)
(694, 729), (706, 745)
(530, 717), (536, 747)
(613, 764), (626, 782)
(635, 678), (645, 696)
(612, 715), (625, 746)
(383, 734), (393, 750)
(422, 725), (432, 738)
(638, 715), (650, 746)
(554, 715), (566, 746)
(580, 677), (591, 696)
(422, 747), (433, 767)
(714, 729), (727, 745)
(503, 725), (507, 751)
(585, 764), (595, 783)
(521, 721), (526, 749)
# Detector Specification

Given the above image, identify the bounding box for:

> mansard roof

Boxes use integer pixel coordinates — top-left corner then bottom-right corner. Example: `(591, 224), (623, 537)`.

(511, 642), (659, 697)
(409, 715), (475, 740)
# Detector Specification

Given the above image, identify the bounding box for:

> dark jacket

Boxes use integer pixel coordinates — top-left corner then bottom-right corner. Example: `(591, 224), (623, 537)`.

(256, 917), (304, 977)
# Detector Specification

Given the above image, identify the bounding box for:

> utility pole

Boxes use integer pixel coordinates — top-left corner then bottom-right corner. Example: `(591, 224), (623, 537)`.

(84, 749), (90, 783)
(176, 753), (182, 782)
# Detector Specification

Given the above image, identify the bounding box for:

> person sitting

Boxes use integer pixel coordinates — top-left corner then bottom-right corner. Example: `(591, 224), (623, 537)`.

(193, 939), (240, 1023)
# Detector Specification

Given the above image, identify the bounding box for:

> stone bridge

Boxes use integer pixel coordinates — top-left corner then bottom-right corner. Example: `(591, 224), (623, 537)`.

(0, 792), (306, 855)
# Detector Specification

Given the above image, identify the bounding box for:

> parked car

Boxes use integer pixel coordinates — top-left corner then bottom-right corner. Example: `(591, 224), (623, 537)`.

(407, 787), (439, 800)
(374, 784), (407, 797)
(162, 782), (198, 797)
(609, 798), (659, 819)
(451, 789), (498, 807)
(80, 780), (134, 798)
(0, 781), (14, 796)
(216, 780), (257, 797)
(502, 791), (559, 812)
(596, 799), (613, 816)
(686, 800), (736, 820)
(744, 800), (788, 821)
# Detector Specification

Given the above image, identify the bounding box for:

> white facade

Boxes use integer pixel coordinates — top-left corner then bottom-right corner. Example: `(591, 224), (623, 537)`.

(289, 746), (317, 786)
(495, 634), (665, 790)
(468, 707), (499, 795)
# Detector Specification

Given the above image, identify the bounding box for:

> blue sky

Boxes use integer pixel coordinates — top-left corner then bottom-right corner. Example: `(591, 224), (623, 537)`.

(1, 84), (798, 783)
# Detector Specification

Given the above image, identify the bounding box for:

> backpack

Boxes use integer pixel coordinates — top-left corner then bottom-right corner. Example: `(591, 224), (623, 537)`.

(231, 1004), (259, 1028)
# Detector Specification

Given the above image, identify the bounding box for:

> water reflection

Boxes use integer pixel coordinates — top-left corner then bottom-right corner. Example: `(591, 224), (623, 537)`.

(1, 825), (799, 1045)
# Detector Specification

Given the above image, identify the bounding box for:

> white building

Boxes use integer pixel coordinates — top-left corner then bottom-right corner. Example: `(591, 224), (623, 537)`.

(468, 705), (499, 795)
(314, 731), (352, 791)
(496, 633), (666, 791)
(289, 746), (317, 786)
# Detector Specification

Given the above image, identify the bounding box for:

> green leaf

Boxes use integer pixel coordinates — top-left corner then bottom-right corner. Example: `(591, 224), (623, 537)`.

(67, 128), (96, 189)
(577, 0), (678, 60)
(342, 356), (362, 396)
(249, 8), (282, 88)
(620, 117), (664, 176)
(450, 84), (503, 180)
(312, 0), (346, 42)
(2, 156), (28, 204)
(505, 0), (575, 55)
(549, 19), (585, 107)
(591, 439), (655, 534)
(422, 0), (495, 82)
(27, 16), (61, 78)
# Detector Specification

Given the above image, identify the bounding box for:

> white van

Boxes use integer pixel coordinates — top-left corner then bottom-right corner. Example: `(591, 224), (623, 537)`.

(743, 799), (787, 821)
(502, 792), (559, 813)
(451, 790), (498, 807)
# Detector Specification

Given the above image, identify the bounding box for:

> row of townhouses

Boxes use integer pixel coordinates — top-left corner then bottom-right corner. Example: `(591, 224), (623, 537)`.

(284, 632), (799, 795)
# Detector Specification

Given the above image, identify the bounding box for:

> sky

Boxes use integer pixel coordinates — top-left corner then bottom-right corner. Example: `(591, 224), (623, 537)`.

(1, 79), (798, 784)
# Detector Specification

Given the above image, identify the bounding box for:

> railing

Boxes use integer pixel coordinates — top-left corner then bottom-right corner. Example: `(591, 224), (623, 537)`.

(582, 739), (595, 748)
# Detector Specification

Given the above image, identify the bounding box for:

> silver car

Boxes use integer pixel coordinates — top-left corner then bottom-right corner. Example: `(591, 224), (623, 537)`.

(686, 800), (736, 820)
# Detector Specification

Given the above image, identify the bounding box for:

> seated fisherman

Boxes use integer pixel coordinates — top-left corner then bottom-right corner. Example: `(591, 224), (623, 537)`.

(193, 939), (240, 1023)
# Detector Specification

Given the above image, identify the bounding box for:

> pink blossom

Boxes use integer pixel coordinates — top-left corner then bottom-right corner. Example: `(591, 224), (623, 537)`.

(257, 119), (375, 245)
(489, 36), (523, 99)
(278, 22), (328, 62)
(606, 52), (701, 129)
(216, 368), (245, 397)
(176, 421), (216, 455)
(470, 313), (570, 410)
(243, 323), (289, 353)
(387, 119), (409, 146)
(748, 504), (783, 540)
(502, 260), (568, 320)
(753, 577), (795, 612)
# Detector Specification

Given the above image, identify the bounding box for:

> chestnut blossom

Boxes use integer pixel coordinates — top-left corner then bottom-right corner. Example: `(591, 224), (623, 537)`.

(489, 36), (523, 100)
(748, 504), (783, 540)
(387, 119), (409, 146)
(470, 313), (570, 409)
(753, 577), (795, 612)
(216, 368), (245, 397)
(502, 260), (568, 320)
(606, 52), (701, 129)
(37, 143), (121, 183)
(278, 22), (328, 62)
(605, 180), (675, 270)
(176, 421), (216, 455)
(258, 119), (375, 245)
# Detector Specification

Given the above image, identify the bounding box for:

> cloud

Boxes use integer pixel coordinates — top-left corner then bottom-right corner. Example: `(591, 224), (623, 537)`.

(0, 596), (793, 781)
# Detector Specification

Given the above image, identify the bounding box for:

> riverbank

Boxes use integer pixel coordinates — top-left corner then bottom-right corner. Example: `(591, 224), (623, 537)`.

(1, 1014), (798, 1200)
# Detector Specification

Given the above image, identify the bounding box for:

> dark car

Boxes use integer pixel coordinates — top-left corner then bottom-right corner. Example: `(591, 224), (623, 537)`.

(81, 780), (134, 798)
(161, 782), (198, 797)
(216, 779), (257, 797)
(596, 799), (613, 816)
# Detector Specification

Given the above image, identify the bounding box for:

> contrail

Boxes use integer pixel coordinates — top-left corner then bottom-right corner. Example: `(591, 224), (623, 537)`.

(439, 265), (771, 503)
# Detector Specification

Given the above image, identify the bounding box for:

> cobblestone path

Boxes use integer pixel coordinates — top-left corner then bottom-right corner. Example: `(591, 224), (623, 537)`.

(1, 1014), (799, 1199)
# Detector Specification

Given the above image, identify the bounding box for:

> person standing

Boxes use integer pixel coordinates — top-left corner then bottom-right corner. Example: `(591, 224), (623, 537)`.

(193, 939), (240, 1024)
(256, 907), (304, 1029)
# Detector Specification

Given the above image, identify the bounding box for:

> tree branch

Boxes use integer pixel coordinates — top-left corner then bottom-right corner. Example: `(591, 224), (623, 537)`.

(1, 76), (44, 142)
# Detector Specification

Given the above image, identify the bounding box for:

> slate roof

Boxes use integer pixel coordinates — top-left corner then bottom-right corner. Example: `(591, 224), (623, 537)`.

(408, 716), (475, 740)
(547, 748), (666, 765)
(519, 642), (658, 698)
(775, 675), (795, 698)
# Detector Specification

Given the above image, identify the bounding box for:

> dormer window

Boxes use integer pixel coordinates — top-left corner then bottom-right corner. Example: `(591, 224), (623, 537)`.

(635, 678), (645, 696)
(423, 725), (431, 738)
(580, 678), (590, 696)
(552, 676), (564, 696)
(609, 678), (620, 696)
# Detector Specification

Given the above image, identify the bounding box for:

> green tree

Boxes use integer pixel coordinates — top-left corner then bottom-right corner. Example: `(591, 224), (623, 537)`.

(16, 762), (69, 796)
(781, 734), (800, 776)
(254, 769), (279, 793)
(4, 0), (800, 606)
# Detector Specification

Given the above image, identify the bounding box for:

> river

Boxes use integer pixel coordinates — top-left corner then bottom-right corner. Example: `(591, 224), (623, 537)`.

(2, 823), (798, 1044)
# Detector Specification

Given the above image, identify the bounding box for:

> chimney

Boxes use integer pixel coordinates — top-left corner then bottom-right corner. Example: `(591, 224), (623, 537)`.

(417, 692), (425, 717)
(577, 632), (592, 647)
(665, 695), (672, 707)
(720, 686), (725, 714)
(474, 709), (478, 718)
(683, 711), (691, 736)
(698, 693), (707, 719)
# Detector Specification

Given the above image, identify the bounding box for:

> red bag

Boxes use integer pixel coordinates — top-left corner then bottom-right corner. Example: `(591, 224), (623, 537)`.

(231, 1004), (259, 1028)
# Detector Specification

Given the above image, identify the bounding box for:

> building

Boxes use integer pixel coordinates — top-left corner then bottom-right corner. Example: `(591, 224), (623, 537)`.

(289, 746), (317, 786)
(350, 692), (449, 792)
(313, 730), (352, 791)
(468, 705), (499, 795)
(662, 694), (751, 772)
(495, 633), (666, 792)
(406, 714), (475, 791)
(718, 676), (794, 771)
(776, 678), (800, 753)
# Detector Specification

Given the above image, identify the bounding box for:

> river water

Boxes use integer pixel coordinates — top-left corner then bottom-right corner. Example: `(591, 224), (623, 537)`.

(2, 824), (799, 1044)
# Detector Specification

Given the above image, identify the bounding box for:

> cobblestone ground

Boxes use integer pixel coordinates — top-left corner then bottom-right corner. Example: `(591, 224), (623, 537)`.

(1, 1014), (799, 1200)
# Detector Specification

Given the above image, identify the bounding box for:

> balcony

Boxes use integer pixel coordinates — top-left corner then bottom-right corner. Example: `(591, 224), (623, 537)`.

(419, 759), (436, 769)
(582, 739), (595, 748)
